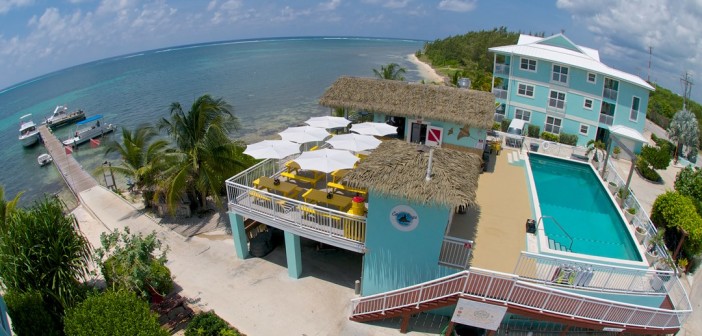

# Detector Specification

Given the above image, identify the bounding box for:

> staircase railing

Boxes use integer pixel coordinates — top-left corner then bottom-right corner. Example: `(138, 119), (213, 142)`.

(351, 268), (691, 330)
(537, 215), (573, 251)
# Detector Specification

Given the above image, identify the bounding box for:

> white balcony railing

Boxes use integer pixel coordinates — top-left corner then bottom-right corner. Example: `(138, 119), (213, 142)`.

(600, 113), (614, 125)
(604, 88), (618, 101)
(226, 157), (367, 253)
(548, 98), (565, 110)
(492, 88), (507, 99)
(494, 63), (510, 76)
(351, 268), (691, 331)
(439, 236), (474, 269)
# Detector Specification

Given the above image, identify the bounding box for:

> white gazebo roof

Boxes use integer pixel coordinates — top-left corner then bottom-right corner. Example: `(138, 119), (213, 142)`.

(609, 125), (648, 143)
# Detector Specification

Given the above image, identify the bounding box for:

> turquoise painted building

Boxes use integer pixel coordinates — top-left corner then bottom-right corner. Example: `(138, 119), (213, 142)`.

(490, 34), (654, 152)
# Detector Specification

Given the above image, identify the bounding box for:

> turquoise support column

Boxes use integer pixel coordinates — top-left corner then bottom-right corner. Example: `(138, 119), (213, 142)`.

(284, 231), (302, 278)
(228, 213), (249, 259)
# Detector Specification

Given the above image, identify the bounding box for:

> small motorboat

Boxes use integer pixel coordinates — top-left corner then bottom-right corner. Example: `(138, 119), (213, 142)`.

(19, 114), (41, 147)
(63, 114), (116, 147)
(37, 153), (53, 166)
(45, 105), (86, 129)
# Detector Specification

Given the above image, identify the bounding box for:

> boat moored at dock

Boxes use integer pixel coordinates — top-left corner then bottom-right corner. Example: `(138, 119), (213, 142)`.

(45, 105), (86, 129)
(19, 114), (41, 147)
(62, 114), (115, 147)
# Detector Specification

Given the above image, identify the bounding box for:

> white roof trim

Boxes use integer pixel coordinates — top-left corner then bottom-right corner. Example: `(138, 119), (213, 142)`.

(610, 125), (648, 143)
(490, 35), (652, 91)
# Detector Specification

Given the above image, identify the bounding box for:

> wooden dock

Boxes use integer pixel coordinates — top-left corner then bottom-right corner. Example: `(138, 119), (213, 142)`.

(38, 125), (98, 197)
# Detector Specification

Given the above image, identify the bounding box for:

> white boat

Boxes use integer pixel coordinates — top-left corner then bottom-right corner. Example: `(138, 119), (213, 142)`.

(19, 114), (41, 147)
(37, 153), (53, 166)
(45, 105), (86, 129)
(62, 114), (116, 147)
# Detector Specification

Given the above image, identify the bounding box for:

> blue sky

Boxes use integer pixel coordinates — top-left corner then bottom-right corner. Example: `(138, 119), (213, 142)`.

(0, 0), (699, 99)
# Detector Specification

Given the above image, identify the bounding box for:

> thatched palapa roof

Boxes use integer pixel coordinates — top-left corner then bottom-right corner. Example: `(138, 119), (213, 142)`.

(344, 140), (483, 208)
(319, 77), (496, 129)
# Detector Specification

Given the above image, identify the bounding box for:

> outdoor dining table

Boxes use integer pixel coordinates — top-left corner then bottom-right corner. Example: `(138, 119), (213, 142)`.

(331, 169), (350, 183)
(302, 189), (352, 211)
(253, 176), (301, 198)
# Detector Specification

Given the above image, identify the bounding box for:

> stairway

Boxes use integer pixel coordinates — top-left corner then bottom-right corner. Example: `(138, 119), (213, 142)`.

(506, 151), (526, 165)
(547, 237), (571, 252)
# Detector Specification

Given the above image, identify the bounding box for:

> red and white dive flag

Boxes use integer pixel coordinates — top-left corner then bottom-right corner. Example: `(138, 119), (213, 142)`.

(64, 146), (73, 155)
(90, 138), (100, 148)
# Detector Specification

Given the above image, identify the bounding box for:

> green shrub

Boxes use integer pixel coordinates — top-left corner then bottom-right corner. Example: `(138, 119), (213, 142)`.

(651, 191), (702, 271)
(64, 290), (167, 336)
(149, 261), (174, 296)
(651, 134), (676, 156)
(4, 289), (60, 336)
(492, 122), (501, 131)
(636, 156), (662, 182)
(641, 144), (672, 170)
(675, 166), (702, 215)
(527, 124), (540, 138)
(558, 133), (578, 146)
(500, 118), (511, 132)
(185, 311), (239, 336)
(540, 132), (559, 142)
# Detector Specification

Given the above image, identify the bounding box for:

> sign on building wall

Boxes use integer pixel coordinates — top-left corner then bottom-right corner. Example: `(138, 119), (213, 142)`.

(426, 126), (443, 147)
(451, 298), (507, 331)
(389, 205), (419, 232)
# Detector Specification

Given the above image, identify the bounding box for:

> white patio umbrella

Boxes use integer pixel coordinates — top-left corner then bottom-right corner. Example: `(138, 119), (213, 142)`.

(304, 116), (351, 129)
(326, 133), (381, 152)
(293, 148), (360, 174)
(243, 140), (301, 159)
(350, 122), (398, 136)
(279, 126), (331, 144)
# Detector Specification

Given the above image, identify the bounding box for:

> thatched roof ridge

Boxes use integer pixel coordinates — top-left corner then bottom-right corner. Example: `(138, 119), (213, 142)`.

(319, 77), (495, 129)
(344, 140), (483, 208)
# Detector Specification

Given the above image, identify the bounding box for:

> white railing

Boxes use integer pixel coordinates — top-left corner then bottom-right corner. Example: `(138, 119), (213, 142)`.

(602, 159), (673, 268)
(494, 64), (510, 75)
(225, 157), (367, 252)
(604, 87), (618, 101)
(351, 268), (691, 330)
(513, 252), (689, 299)
(600, 113), (614, 126)
(439, 236), (474, 269)
(492, 88), (507, 99)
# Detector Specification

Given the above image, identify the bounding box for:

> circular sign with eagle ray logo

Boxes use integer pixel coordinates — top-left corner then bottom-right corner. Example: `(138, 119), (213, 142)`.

(389, 205), (419, 232)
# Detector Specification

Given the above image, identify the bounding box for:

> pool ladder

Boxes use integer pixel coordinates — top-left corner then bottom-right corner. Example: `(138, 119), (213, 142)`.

(537, 216), (573, 252)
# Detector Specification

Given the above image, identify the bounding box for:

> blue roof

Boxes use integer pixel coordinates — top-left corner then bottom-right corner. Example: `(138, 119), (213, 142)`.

(76, 114), (103, 125)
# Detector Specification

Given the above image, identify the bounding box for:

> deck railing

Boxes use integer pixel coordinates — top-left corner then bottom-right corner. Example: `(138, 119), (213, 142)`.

(494, 64), (510, 76)
(438, 236), (474, 269)
(603, 87), (618, 101)
(225, 156), (367, 252)
(492, 88), (508, 99)
(599, 113), (614, 126)
(513, 252), (689, 302)
(351, 268), (691, 330)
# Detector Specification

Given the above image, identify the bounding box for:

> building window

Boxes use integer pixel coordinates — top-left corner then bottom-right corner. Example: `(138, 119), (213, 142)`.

(520, 58), (536, 71)
(552, 65), (569, 84)
(584, 98), (593, 110)
(514, 109), (531, 122)
(580, 124), (589, 135)
(494, 103), (506, 122)
(545, 116), (562, 134)
(548, 90), (566, 110)
(517, 83), (534, 97)
(630, 96), (640, 121)
(587, 73), (596, 83)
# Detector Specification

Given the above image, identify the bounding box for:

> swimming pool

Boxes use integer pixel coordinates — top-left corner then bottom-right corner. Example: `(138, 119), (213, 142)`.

(528, 153), (642, 262)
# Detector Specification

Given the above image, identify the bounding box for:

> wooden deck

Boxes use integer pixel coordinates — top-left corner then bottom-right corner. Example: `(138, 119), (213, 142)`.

(38, 125), (98, 197)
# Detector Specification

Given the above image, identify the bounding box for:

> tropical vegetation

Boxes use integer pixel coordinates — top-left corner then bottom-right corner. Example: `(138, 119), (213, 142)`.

(651, 191), (702, 272)
(186, 311), (241, 336)
(647, 83), (702, 148)
(96, 228), (172, 299)
(372, 63), (406, 81)
(419, 27), (520, 91)
(0, 196), (93, 332)
(585, 139), (606, 161)
(675, 166), (702, 215)
(64, 290), (168, 336)
(3, 289), (60, 336)
(668, 109), (700, 162)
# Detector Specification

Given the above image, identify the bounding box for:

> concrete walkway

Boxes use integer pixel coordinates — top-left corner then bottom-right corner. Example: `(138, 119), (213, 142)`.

(73, 186), (428, 335)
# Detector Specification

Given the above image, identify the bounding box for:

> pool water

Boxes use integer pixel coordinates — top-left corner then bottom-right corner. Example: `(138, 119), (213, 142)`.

(529, 154), (641, 261)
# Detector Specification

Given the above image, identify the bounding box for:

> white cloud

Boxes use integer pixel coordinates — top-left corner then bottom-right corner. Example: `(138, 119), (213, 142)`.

(556, 0), (702, 93)
(208, 0), (245, 24)
(362, 0), (409, 9)
(0, 0), (33, 14)
(207, 0), (217, 11)
(271, 5), (312, 22)
(318, 0), (341, 11)
(437, 0), (476, 12)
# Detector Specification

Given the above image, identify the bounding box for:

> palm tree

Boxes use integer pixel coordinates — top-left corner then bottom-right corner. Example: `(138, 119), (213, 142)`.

(586, 139), (606, 162)
(158, 94), (252, 211)
(373, 63), (406, 81)
(97, 125), (170, 193)
(668, 109), (700, 163)
(0, 186), (22, 231)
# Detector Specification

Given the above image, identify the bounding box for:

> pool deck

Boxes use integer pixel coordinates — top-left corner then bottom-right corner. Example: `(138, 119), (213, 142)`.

(462, 149), (531, 273)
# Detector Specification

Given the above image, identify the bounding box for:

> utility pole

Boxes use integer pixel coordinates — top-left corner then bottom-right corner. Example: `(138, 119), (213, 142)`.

(647, 46), (653, 82)
(680, 71), (694, 111)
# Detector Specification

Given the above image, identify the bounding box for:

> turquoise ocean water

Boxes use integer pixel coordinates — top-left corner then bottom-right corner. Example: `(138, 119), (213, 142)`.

(0, 37), (425, 205)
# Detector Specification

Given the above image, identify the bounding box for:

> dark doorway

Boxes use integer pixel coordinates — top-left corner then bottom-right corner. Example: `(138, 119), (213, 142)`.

(595, 127), (609, 143)
(387, 116), (406, 139)
(410, 122), (427, 144)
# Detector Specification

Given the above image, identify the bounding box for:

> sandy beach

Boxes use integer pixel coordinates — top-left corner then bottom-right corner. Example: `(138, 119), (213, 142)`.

(408, 54), (445, 84)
